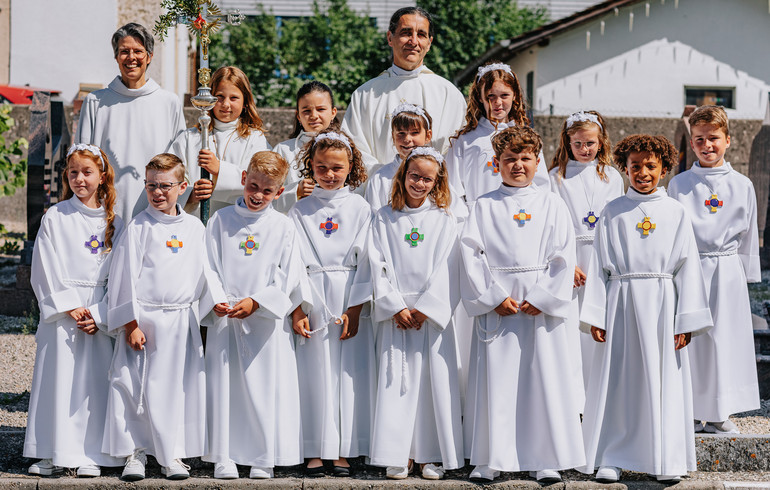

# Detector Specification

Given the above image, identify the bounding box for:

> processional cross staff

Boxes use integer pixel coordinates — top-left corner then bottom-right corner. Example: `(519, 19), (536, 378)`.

(154, 0), (245, 224)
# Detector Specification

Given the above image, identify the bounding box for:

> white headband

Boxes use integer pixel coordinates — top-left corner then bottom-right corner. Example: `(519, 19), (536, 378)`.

(67, 143), (105, 170)
(477, 63), (514, 80)
(407, 146), (444, 164)
(566, 111), (603, 131)
(391, 103), (430, 128)
(314, 132), (351, 152)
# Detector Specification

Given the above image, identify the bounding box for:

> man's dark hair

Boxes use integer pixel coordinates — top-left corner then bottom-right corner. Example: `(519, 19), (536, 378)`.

(388, 7), (434, 38)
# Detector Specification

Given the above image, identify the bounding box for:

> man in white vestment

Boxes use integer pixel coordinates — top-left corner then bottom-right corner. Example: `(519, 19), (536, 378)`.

(76, 23), (186, 221)
(342, 7), (467, 168)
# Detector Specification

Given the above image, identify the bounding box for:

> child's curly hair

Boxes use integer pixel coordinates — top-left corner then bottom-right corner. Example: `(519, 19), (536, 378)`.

(298, 129), (367, 190)
(491, 125), (543, 159)
(613, 134), (677, 172)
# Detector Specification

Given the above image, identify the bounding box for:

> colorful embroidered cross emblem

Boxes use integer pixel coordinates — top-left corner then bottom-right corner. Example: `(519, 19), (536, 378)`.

(486, 160), (499, 173)
(405, 227), (424, 247)
(583, 211), (598, 229)
(320, 218), (338, 236)
(240, 235), (259, 255)
(166, 235), (183, 253)
(705, 194), (723, 213)
(84, 234), (103, 254)
(513, 209), (531, 225)
(637, 217), (656, 236)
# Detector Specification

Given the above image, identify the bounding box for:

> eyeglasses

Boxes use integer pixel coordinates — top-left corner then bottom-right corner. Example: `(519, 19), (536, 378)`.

(407, 172), (435, 185)
(570, 141), (598, 150)
(118, 49), (148, 60)
(144, 180), (183, 192)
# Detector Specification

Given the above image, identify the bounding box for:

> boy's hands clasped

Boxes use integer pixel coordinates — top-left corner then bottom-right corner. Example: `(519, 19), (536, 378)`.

(213, 298), (259, 319)
(495, 297), (541, 316)
(591, 326), (692, 350)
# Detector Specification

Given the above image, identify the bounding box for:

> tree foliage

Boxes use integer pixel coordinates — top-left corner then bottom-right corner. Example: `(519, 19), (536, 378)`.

(206, 0), (546, 107)
(210, 0), (389, 108)
(418, 0), (548, 85)
(0, 104), (28, 197)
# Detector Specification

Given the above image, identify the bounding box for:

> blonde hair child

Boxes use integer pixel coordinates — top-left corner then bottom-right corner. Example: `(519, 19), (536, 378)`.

(25, 144), (124, 477)
(368, 146), (464, 480)
(547, 110), (624, 397)
(171, 66), (270, 216)
(446, 62), (550, 207)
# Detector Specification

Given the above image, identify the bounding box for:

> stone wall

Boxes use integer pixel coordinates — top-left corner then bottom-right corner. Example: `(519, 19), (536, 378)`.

(0, 104), (763, 236)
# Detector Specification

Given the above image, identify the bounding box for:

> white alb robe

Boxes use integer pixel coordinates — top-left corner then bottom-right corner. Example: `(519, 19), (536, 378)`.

(549, 161), (625, 404)
(580, 187), (713, 476)
(204, 200), (310, 467)
(76, 76), (185, 221)
(445, 118), (550, 206)
(460, 183), (585, 472)
(368, 200), (464, 469)
(171, 118), (270, 217)
(104, 205), (223, 467)
(273, 131), (314, 213)
(24, 197), (124, 468)
(668, 162), (761, 422)
(289, 187), (375, 459)
(342, 65), (466, 168)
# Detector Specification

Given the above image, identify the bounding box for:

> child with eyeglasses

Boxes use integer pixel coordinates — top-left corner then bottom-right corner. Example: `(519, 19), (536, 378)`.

(104, 153), (226, 481)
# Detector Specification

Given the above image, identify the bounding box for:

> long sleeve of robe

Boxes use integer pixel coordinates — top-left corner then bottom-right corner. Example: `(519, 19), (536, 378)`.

(580, 187), (712, 477)
(24, 197), (124, 468)
(289, 186), (375, 460)
(202, 200), (309, 467)
(668, 162), (760, 422)
(76, 77), (185, 221)
(342, 65), (466, 169)
(367, 200), (464, 469)
(459, 183), (584, 472)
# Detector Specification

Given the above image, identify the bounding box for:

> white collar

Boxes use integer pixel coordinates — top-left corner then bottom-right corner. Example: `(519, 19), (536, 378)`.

(311, 186), (352, 201)
(626, 186), (666, 201)
(389, 64), (429, 78)
(213, 118), (239, 132)
(146, 203), (185, 223)
(235, 197), (271, 219)
(479, 117), (516, 132)
(108, 76), (160, 98)
(691, 161), (732, 176)
(69, 195), (106, 218)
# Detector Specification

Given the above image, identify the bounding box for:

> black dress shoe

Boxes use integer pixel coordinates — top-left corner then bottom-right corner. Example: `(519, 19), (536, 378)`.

(332, 464), (352, 477)
(305, 463), (326, 477)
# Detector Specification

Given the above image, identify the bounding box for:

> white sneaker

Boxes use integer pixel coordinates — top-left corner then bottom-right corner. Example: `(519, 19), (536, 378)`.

(214, 460), (238, 479)
(76, 464), (101, 477)
(703, 419), (739, 434)
(161, 458), (190, 480)
(530, 469), (561, 482)
(386, 466), (409, 479)
(596, 466), (621, 483)
(421, 463), (445, 480)
(28, 459), (63, 476)
(469, 465), (500, 481)
(249, 466), (274, 479)
(694, 420), (705, 432)
(656, 474), (682, 482)
(122, 449), (146, 481)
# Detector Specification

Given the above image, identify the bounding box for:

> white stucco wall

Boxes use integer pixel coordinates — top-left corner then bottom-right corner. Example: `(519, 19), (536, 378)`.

(9, 0), (189, 102)
(536, 39), (770, 118)
(526, 0), (770, 118)
(10, 0), (119, 101)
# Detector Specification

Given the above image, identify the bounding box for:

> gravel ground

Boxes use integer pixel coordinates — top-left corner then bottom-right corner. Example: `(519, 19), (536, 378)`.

(1, 314), (769, 482)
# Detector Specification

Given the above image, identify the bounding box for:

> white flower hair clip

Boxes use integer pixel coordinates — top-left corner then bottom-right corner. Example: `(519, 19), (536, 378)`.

(314, 132), (352, 152)
(566, 111), (603, 131)
(391, 103), (430, 128)
(66, 143), (106, 170)
(477, 63), (514, 81)
(407, 146), (444, 164)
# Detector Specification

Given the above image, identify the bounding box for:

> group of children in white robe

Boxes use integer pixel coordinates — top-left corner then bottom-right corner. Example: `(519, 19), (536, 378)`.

(24, 62), (760, 484)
